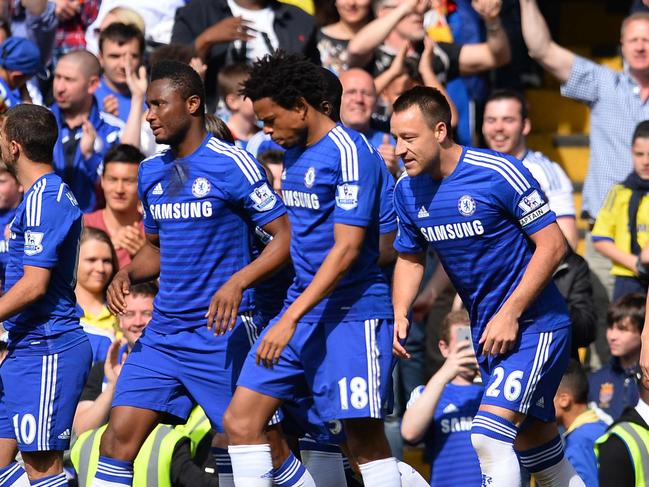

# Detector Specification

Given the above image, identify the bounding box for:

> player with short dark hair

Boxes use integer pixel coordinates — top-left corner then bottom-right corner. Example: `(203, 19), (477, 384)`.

(0, 103), (92, 487)
(391, 86), (583, 486)
(87, 60), (291, 487)
(224, 51), (401, 486)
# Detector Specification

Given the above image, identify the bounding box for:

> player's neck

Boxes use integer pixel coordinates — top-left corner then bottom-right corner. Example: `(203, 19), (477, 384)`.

(306, 112), (336, 147)
(172, 125), (208, 159)
(14, 160), (52, 192)
(430, 142), (463, 179)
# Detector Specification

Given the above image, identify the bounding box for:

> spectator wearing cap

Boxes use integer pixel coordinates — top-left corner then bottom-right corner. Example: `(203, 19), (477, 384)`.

(0, 36), (45, 112)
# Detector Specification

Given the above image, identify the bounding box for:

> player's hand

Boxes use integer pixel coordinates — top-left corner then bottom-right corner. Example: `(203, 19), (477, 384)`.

(255, 316), (297, 368)
(107, 270), (131, 316)
(104, 339), (127, 384)
(205, 16), (254, 44)
(479, 308), (519, 356)
(378, 134), (399, 176)
(79, 117), (97, 160)
(438, 339), (477, 383)
(393, 315), (411, 358)
(103, 95), (119, 117)
(126, 64), (148, 101)
(205, 277), (244, 335)
(472, 0), (502, 22)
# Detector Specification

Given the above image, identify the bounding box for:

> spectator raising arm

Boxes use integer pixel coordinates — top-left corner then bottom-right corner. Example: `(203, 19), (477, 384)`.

(519, 0), (575, 83)
(457, 0), (511, 75)
(121, 64), (148, 149)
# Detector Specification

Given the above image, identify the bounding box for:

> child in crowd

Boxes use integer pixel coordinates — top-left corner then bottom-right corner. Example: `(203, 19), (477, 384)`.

(593, 120), (649, 300)
(401, 310), (482, 487)
(588, 293), (645, 420)
(554, 360), (609, 486)
(216, 63), (259, 149)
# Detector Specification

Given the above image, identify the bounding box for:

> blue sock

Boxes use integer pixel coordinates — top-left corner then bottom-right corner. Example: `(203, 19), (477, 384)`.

(30, 473), (67, 487)
(273, 451), (313, 486)
(517, 435), (565, 473)
(0, 462), (28, 487)
(93, 456), (133, 486)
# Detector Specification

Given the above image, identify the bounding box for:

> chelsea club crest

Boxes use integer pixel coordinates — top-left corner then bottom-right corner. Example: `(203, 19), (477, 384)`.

(458, 195), (476, 216)
(304, 167), (316, 188)
(192, 177), (211, 198)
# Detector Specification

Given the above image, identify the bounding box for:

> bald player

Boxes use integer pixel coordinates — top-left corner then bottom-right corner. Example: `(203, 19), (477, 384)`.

(51, 50), (124, 213)
(339, 68), (398, 175)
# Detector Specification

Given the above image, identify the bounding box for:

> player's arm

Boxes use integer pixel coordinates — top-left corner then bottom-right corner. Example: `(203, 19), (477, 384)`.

(255, 222), (367, 367)
(480, 223), (567, 356)
(106, 233), (160, 315)
(392, 251), (426, 359)
(378, 230), (397, 267)
(0, 265), (51, 321)
(519, 0), (575, 83)
(206, 214), (291, 334)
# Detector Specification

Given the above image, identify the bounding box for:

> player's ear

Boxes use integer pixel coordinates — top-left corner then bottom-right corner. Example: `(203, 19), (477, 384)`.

(187, 94), (202, 116)
(438, 339), (449, 358)
(434, 121), (448, 143)
(9, 139), (20, 158)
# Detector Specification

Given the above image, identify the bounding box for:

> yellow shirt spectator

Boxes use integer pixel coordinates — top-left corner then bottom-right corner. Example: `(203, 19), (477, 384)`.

(592, 184), (649, 277)
(81, 305), (122, 340)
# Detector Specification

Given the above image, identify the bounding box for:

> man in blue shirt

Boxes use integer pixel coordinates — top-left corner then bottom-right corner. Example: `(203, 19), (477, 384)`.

(0, 36), (45, 113)
(51, 50), (123, 213)
(0, 104), (92, 487)
(89, 60), (290, 487)
(390, 86), (583, 486)
(224, 52), (402, 486)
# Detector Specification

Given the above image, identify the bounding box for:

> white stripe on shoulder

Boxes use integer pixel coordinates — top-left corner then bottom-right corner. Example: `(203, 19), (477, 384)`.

(207, 138), (262, 184)
(26, 179), (45, 227)
(141, 149), (170, 165)
(56, 183), (65, 203)
(464, 154), (525, 195)
(334, 126), (359, 180)
(466, 149), (530, 191)
(327, 129), (350, 182)
(34, 178), (46, 226)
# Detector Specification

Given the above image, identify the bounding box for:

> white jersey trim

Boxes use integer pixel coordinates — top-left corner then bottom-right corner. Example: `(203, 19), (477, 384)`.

(329, 126), (359, 182)
(207, 137), (262, 185)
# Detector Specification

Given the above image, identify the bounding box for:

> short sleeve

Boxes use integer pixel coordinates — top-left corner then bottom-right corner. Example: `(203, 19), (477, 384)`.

(591, 186), (619, 242)
(546, 164), (576, 217)
(331, 133), (382, 227)
(138, 164), (158, 235)
(393, 179), (427, 254)
(560, 55), (608, 105)
(491, 156), (557, 236)
(226, 152), (287, 228)
(406, 385), (426, 409)
(22, 187), (81, 268)
(379, 166), (397, 235)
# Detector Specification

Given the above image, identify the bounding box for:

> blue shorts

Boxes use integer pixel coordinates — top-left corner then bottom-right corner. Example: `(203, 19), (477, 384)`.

(113, 314), (257, 432)
(478, 325), (570, 422)
(238, 318), (393, 422)
(0, 336), (92, 451)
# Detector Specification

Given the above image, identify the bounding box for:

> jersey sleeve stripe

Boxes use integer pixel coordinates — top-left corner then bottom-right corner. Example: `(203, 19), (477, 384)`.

(335, 127), (360, 180)
(35, 179), (45, 226)
(209, 137), (263, 180)
(466, 150), (530, 192)
(207, 139), (261, 184)
(56, 183), (65, 203)
(327, 130), (350, 182)
(464, 157), (525, 194)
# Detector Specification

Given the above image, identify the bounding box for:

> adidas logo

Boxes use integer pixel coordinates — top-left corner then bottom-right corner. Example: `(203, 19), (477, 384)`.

(443, 403), (459, 414)
(152, 183), (163, 195)
(536, 397), (545, 408)
(418, 206), (429, 218)
(58, 429), (70, 440)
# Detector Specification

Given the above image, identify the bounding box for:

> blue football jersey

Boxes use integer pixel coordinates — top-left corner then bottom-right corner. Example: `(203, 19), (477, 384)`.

(394, 147), (570, 344)
(408, 383), (483, 487)
(281, 124), (392, 321)
(4, 173), (83, 343)
(139, 135), (286, 333)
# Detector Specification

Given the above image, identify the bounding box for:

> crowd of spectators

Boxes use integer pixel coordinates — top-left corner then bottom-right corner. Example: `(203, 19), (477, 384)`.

(0, 0), (648, 485)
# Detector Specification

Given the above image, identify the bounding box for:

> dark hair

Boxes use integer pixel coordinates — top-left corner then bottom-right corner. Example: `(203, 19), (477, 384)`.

(257, 149), (284, 167)
(558, 359), (589, 404)
(242, 51), (327, 111)
(607, 293), (646, 332)
(149, 43), (197, 67)
(130, 281), (158, 299)
(150, 60), (206, 116)
(485, 89), (529, 120)
(320, 67), (342, 123)
(632, 120), (649, 144)
(218, 63), (252, 100)
(4, 104), (58, 164)
(440, 310), (470, 344)
(99, 22), (145, 54)
(79, 227), (119, 293)
(205, 114), (235, 143)
(393, 86), (452, 132)
(0, 17), (11, 39)
(102, 143), (144, 174)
